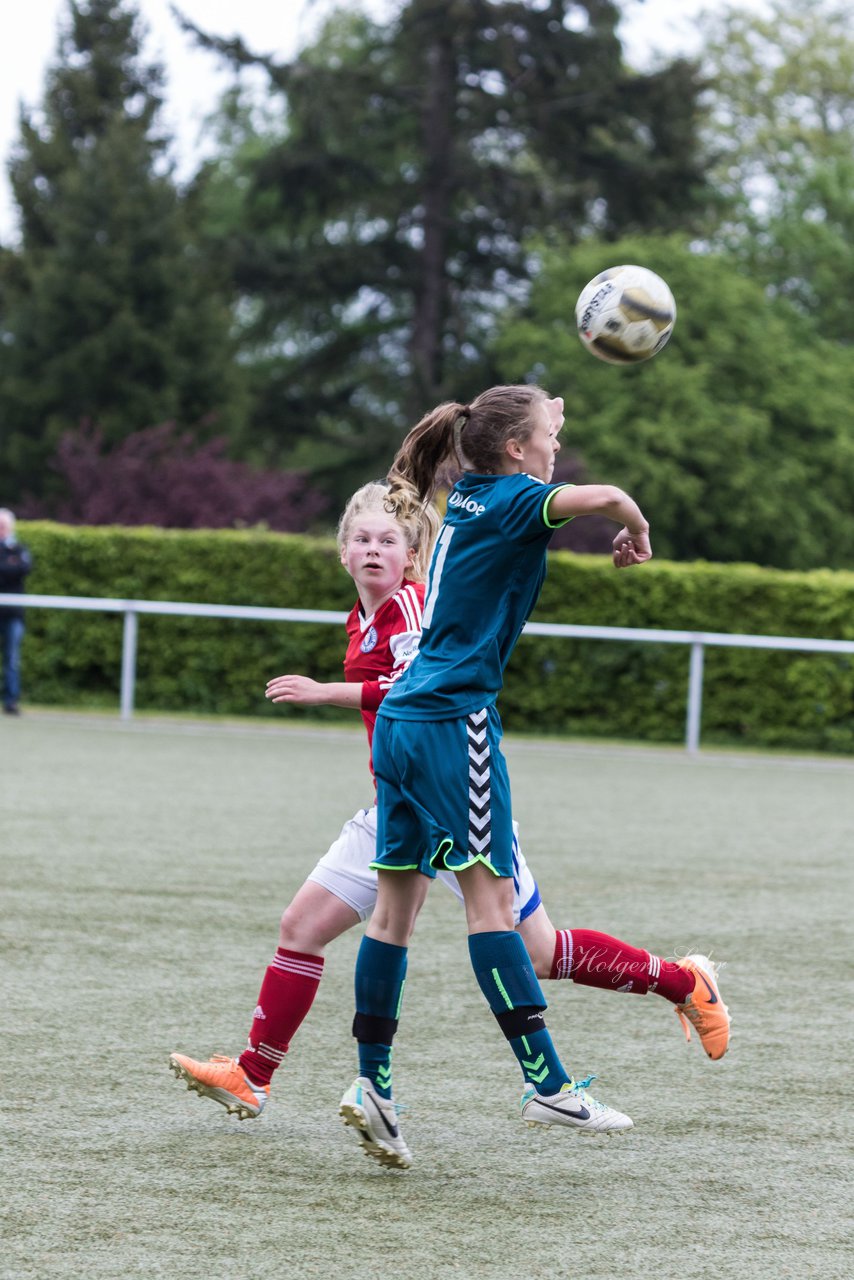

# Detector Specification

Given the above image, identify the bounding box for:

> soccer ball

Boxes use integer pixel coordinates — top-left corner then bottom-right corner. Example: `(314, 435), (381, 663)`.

(575, 265), (676, 365)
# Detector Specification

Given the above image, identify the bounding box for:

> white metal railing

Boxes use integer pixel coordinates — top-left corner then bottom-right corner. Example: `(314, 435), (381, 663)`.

(3, 592), (854, 751)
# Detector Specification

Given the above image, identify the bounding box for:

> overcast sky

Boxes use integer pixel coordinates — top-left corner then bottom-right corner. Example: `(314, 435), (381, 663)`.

(0, 1), (760, 241)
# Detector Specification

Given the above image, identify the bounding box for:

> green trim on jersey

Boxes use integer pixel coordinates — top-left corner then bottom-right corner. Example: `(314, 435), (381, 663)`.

(542, 484), (576, 529)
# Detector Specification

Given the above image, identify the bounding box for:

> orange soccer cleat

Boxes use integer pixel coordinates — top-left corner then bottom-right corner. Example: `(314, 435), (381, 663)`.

(674, 954), (731, 1060)
(169, 1052), (270, 1120)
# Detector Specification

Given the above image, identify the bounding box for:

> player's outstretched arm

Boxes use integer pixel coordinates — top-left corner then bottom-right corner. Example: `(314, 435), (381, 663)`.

(265, 674), (363, 708)
(548, 484), (652, 568)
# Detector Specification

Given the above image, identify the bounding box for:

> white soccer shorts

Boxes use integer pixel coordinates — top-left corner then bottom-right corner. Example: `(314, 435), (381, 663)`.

(307, 805), (540, 924)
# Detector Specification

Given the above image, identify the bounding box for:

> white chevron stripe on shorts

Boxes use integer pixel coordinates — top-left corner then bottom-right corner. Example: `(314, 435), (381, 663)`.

(466, 710), (491, 859)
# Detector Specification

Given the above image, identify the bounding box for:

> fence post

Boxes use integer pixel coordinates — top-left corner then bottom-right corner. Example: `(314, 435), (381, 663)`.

(685, 641), (705, 753)
(120, 610), (138, 720)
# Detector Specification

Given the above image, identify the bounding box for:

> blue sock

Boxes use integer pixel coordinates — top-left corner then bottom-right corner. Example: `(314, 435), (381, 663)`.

(468, 930), (570, 1095)
(353, 936), (407, 1098)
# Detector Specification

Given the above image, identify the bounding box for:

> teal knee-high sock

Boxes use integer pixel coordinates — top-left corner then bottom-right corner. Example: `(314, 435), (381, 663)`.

(353, 935), (407, 1099)
(468, 930), (570, 1095)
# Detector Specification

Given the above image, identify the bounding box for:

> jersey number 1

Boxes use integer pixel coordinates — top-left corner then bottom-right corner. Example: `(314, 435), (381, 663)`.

(421, 524), (455, 630)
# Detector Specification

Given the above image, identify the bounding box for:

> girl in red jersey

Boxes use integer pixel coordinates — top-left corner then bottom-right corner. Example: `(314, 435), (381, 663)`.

(169, 482), (727, 1125)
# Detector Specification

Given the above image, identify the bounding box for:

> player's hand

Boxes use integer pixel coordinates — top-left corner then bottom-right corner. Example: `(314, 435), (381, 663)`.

(612, 527), (652, 568)
(265, 674), (328, 705)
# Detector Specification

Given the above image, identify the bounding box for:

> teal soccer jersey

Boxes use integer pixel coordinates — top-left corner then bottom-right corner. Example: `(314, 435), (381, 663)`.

(378, 472), (571, 722)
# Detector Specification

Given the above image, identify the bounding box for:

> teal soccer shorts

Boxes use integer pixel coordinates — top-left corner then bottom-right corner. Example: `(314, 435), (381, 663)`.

(371, 706), (514, 877)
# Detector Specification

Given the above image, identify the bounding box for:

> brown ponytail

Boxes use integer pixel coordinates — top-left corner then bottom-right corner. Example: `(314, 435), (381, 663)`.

(387, 402), (465, 506)
(387, 385), (548, 503)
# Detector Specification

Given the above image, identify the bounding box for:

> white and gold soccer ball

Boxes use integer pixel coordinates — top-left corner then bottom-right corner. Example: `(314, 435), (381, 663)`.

(575, 265), (676, 365)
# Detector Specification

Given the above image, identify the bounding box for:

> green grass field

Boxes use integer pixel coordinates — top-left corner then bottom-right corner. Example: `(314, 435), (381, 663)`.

(1, 713), (852, 1280)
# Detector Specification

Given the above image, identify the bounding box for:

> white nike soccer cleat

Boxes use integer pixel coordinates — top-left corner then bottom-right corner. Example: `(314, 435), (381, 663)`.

(339, 1076), (412, 1169)
(521, 1075), (633, 1136)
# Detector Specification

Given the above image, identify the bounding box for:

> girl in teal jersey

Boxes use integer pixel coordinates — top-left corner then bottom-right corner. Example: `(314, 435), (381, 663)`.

(340, 385), (657, 1168)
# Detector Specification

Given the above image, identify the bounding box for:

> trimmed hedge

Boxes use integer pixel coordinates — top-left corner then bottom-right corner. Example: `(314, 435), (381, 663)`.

(14, 523), (353, 721)
(13, 522), (854, 751)
(507, 556), (854, 752)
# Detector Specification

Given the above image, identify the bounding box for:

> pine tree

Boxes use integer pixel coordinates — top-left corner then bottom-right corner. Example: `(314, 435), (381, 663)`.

(0, 0), (245, 505)
(186, 0), (712, 504)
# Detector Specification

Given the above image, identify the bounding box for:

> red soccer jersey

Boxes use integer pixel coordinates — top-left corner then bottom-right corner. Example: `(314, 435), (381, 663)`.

(343, 579), (424, 778)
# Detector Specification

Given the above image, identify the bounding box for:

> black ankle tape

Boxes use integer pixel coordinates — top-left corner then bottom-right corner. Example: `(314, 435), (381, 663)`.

(352, 1012), (399, 1044)
(495, 1005), (547, 1040)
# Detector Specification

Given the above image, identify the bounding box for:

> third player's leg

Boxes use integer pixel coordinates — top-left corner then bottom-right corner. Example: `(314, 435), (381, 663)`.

(517, 903), (559, 976)
(279, 880), (360, 954)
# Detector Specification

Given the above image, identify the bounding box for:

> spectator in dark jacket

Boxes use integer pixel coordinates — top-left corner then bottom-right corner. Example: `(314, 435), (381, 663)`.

(0, 509), (33, 715)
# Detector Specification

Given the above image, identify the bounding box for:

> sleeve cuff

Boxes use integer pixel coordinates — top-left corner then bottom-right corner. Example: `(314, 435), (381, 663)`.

(361, 681), (383, 712)
(543, 484), (576, 529)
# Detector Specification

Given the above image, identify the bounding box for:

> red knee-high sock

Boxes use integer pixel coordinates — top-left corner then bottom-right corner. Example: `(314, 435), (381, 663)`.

(550, 929), (693, 1004)
(238, 948), (324, 1086)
